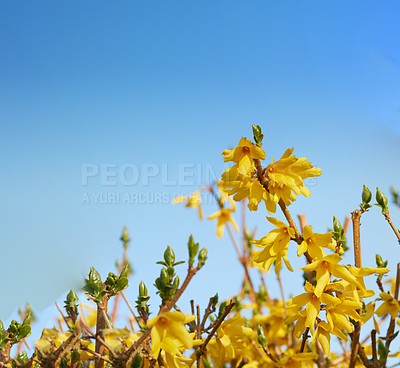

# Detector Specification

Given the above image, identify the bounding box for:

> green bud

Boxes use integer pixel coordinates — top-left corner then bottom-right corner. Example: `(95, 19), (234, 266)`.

(16, 351), (28, 365)
(376, 254), (384, 268)
(66, 290), (79, 305)
(376, 187), (389, 215)
(120, 226), (130, 245)
(360, 185), (372, 210)
(257, 325), (267, 348)
(88, 267), (102, 284)
(172, 275), (180, 289)
(218, 301), (227, 318)
(71, 349), (80, 362)
(188, 235), (199, 265)
(139, 281), (147, 297)
(212, 293), (219, 308)
(161, 268), (170, 286)
(198, 248), (208, 267)
(378, 340), (387, 362)
(333, 216), (342, 234)
(362, 185), (372, 204)
(252, 124), (264, 147)
(164, 246), (175, 266)
(131, 354), (143, 368)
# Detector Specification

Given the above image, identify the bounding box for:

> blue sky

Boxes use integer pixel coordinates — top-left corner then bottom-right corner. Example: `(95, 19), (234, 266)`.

(1, 0), (400, 342)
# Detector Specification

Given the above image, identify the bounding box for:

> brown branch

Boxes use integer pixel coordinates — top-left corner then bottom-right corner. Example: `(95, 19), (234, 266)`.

(117, 264), (202, 368)
(120, 291), (141, 328)
(79, 345), (113, 365)
(95, 296), (109, 368)
(384, 213), (400, 245)
(349, 210), (362, 368)
(196, 301), (235, 360)
(300, 327), (310, 353)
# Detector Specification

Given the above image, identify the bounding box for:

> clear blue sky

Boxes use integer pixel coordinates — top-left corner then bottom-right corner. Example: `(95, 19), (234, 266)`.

(1, 0), (400, 340)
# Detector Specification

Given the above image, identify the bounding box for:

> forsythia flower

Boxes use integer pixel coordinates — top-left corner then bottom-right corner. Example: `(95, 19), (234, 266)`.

(207, 203), (238, 238)
(375, 292), (400, 319)
(300, 253), (364, 298)
(172, 191), (203, 219)
(251, 217), (295, 273)
(275, 349), (318, 368)
(207, 313), (253, 367)
(286, 281), (339, 333)
(265, 148), (322, 209)
(222, 137), (266, 176)
(297, 226), (338, 260)
(147, 312), (196, 358)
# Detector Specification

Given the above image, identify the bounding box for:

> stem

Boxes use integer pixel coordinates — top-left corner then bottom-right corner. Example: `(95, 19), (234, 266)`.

(300, 327), (310, 353)
(111, 246), (128, 323)
(95, 296), (109, 368)
(120, 291), (141, 328)
(349, 210), (362, 368)
(384, 213), (400, 245)
(196, 301), (235, 360)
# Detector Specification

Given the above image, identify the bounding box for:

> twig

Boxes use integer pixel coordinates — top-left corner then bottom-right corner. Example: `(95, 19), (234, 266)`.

(120, 291), (141, 328)
(300, 327), (310, 353)
(298, 214), (307, 230)
(55, 302), (69, 328)
(384, 213), (400, 245)
(80, 345), (113, 365)
(196, 301), (235, 360)
(277, 273), (285, 305)
(349, 209), (362, 368)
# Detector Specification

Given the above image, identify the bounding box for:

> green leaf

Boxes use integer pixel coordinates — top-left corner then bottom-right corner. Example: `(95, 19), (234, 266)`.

(188, 235), (199, 265)
(139, 281), (148, 297)
(252, 124), (264, 147)
(114, 277), (129, 293)
(88, 267), (102, 284)
(16, 351), (28, 364)
(18, 325), (31, 340)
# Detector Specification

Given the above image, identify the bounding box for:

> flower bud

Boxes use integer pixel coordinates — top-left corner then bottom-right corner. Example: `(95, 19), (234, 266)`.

(164, 246), (175, 267)
(376, 187), (389, 215)
(139, 281), (148, 297)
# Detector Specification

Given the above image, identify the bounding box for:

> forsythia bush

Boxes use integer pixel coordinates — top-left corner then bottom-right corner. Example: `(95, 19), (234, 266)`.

(1, 126), (400, 368)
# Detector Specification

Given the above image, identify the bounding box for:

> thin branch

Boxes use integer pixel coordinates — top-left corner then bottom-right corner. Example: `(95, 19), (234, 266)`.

(120, 291), (141, 328)
(196, 301), (235, 360)
(300, 327), (310, 353)
(384, 213), (400, 245)
(349, 209), (362, 368)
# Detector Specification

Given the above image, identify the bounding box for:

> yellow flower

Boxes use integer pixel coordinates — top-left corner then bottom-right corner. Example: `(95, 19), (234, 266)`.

(103, 327), (131, 353)
(286, 281), (339, 333)
(363, 301), (380, 334)
(297, 226), (337, 260)
(207, 203), (238, 238)
(207, 314), (253, 367)
(222, 137), (266, 176)
(147, 312), (196, 358)
(325, 299), (362, 336)
(172, 191), (203, 219)
(275, 350), (318, 368)
(311, 321), (331, 356)
(251, 217), (296, 273)
(301, 254), (364, 298)
(266, 148), (321, 207)
(375, 292), (400, 319)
